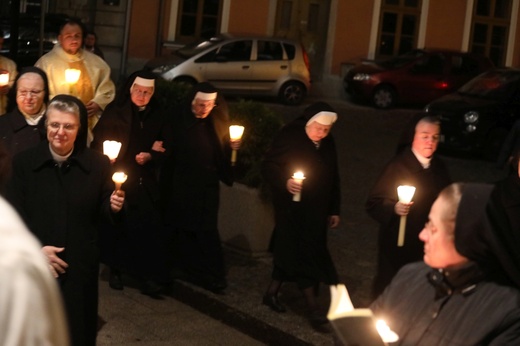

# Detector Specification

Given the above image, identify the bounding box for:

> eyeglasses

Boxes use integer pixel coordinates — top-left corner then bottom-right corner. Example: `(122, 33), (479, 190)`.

(48, 122), (78, 132)
(17, 89), (44, 98)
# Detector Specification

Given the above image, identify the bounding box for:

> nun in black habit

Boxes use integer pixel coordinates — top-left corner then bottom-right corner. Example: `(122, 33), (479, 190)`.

(261, 102), (341, 326)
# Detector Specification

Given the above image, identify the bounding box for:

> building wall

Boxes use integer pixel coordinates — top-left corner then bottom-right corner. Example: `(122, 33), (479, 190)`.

(423, 0), (466, 50)
(128, 0), (160, 60)
(330, 0), (375, 75)
(227, 1), (270, 35)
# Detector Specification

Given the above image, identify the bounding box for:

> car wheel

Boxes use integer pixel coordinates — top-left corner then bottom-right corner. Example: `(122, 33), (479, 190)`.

(372, 86), (396, 109)
(279, 81), (306, 106)
(173, 76), (197, 87)
(482, 128), (509, 161)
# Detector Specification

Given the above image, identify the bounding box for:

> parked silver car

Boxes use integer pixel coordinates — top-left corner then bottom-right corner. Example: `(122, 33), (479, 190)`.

(145, 34), (311, 105)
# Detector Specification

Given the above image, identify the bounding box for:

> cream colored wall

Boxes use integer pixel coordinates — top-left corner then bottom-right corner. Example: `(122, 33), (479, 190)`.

(227, 1), (270, 35)
(423, 0), (467, 50)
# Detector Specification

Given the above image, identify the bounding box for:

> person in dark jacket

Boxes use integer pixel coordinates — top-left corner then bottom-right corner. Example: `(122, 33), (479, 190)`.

(0, 66), (49, 157)
(5, 95), (125, 346)
(161, 82), (240, 294)
(261, 102), (341, 327)
(91, 70), (172, 297)
(366, 115), (451, 299)
(488, 148), (520, 255)
(370, 182), (520, 345)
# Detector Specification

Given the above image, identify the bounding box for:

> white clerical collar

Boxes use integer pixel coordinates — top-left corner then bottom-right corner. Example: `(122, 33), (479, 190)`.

(411, 148), (432, 169)
(49, 144), (73, 165)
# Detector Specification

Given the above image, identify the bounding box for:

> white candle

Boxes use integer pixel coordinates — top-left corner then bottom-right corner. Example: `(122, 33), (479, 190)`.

(292, 171), (305, 202)
(397, 185), (416, 247)
(0, 72), (9, 86)
(229, 125), (245, 165)
(376, 319), (399, 343)
(103, 140), (122, 161)
(112, 172), (128, 191)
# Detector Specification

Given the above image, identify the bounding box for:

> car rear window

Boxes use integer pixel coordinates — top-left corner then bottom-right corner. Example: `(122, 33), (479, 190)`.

(257, 40), (284, 61)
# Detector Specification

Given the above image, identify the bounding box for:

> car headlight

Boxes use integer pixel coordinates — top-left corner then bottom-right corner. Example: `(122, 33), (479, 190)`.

(353, 73), (371, 81)
(152, 65), (177, 74)
(463, 111), (479, 124)
(466, 124), (477, 132)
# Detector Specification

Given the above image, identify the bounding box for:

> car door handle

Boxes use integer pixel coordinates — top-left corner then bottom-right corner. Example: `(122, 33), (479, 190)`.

(280, 65), (288, 70)
(242, 65), (250, 70)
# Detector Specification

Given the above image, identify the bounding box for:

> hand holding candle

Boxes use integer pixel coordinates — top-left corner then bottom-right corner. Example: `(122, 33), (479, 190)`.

(397, 185), (416, 247)
(292, 171), (305, 202)
(103, 140), (122, 163)
(229, 125), (244, 165)
(112, 172), (127, 191)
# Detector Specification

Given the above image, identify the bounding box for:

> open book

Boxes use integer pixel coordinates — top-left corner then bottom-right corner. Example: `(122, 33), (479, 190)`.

(327, 284), (398, 346)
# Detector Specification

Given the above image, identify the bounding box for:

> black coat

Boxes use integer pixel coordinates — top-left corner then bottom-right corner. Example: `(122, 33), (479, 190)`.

(160, 99), (233, 283)
(371, 262), (520, 345)
(91, 98), (172, 280)
(0, 108), (46, 157)
(366, 148), (451, 296)
(5, 141), (115, 346)
(262, 119), (341, 288)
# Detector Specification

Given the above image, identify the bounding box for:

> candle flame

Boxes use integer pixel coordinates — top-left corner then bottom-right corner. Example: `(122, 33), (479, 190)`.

(65, 69), (81, 84)
(103, 140), (122, 160)
(376, 319), (399, 343)
(229, 125), (245, 140)
(293, 171), (305, 179)
(112, 172), (128, 184)
(0, 72), (9, 86)
(397, 185), (416, 203)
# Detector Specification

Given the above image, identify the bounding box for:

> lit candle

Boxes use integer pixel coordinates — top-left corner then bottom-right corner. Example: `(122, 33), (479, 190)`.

(397, 185), (416, 247)
(292, 171), (305, 202)
(112, 172), (128, 191)
(65, 69), (81, 95)
(103, 140), (122, 161)
(0, 72), (9, 86)
(229, 125), (245, 166)
(376, 319), (399, 343)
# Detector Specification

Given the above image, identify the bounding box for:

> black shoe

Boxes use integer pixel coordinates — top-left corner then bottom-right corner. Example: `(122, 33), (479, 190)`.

(109, 270), (123, 290)
(262, 294), (286, 313)
(141, 280), (164, 299)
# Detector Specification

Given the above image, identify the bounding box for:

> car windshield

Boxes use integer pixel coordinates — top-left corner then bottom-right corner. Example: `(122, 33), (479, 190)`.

(175, 36), (226, 59)
(458, 70), (520, 99)
(377, 50), (427, 69)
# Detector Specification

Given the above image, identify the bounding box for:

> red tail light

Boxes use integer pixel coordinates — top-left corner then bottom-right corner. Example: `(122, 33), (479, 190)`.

(302, 45), (311, 73)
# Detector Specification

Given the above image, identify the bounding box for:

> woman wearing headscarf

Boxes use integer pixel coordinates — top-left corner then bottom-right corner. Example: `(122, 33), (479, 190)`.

(261, 102), (341, 327)
(91, 70), (172, 296)
(0, 66), (49, 157)
(160, 82), (239, 294)
(5, 95), (125, 346)
(370, 183), (520, 345)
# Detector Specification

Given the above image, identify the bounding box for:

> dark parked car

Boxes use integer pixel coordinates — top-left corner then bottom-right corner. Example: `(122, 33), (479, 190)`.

(424, 68), (520, 161)
(344, 49), (493, 109)
(145, 34), (311, 105)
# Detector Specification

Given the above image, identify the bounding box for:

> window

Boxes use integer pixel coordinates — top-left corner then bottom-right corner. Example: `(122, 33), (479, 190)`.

(470, 0), (511, 66)
(177, 0), (222, 43)
(377, 0), (422, 58)
(257, 40), (284, 61)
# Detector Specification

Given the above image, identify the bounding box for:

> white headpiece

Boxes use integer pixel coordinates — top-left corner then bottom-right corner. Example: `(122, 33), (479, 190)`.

(194, 91), (217, 101)
(306, 111), (338, 126)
